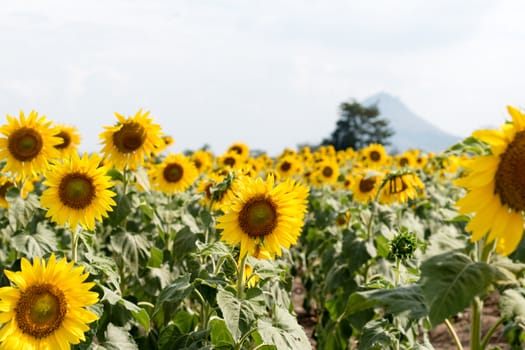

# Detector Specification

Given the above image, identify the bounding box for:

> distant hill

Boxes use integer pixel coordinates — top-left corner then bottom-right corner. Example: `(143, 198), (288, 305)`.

(362, 92), (463, 153)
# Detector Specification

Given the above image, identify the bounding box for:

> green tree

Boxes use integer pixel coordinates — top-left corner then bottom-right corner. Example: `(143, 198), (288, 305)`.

(322, 100), (394, 150)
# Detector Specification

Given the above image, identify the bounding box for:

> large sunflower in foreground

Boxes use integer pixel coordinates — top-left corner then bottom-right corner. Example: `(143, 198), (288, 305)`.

(40, 152), (116, 231)
(150, 153), (199, 193)
(455, 105), (525, 256)
(0, 254), (99, 349)
(99, 109), (164, 171)
(216, 175), (309, 259)
(0, 110), (61, 181)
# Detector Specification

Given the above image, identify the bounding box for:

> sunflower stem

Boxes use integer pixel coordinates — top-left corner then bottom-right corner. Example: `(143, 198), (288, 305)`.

(444, 318), (464, 350)
(237, 253), (247, 299)
(71, 227), (81, 262)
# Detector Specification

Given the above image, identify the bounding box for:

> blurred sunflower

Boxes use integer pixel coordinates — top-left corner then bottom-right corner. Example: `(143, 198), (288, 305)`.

(311, 158), (340, 186)
(40, 152), (116, 231)
(227, 142), (250, 159)
(53, 123), (81, 158)
(0, 110), (61, 181)
(216, 175), (309, 259)
(455, 105), (525, 256)
(191, 149), (214, 173)
(196, 172), (227, 210)
(0, 176), (14, 208)
(0, 254), (99, 349)
(275, 155), (303, 179)
(361, 143), (389, 169)
(352, 169), (384, 203)
(395, 151), (417, 168)
(379, 171), (425, 205)
(217, 151), (243, 170)
(99, 109), (164, 171)
(150, 153), (199, 193)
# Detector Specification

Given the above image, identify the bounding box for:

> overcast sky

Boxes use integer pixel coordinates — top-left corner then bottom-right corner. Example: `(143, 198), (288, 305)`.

(1, 0), (524, 156)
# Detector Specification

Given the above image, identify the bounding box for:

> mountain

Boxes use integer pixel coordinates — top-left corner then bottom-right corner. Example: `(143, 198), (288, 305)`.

(362, 92), (463, 153)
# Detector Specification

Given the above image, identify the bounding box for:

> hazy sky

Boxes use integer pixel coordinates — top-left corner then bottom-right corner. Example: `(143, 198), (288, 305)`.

(1, 0), (524, 156)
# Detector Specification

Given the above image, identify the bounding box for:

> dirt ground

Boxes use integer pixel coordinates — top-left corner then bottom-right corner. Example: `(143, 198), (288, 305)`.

(292, 277), (510, 350)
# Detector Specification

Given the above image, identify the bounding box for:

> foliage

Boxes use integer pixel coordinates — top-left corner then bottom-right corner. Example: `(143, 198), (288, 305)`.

(322, 100), (395, 150)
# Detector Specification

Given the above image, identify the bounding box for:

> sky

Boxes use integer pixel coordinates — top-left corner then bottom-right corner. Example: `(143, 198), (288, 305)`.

(1, 0), (525, 157)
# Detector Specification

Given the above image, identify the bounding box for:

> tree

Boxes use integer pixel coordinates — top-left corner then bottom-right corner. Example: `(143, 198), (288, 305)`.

(322, 100), (394, 151)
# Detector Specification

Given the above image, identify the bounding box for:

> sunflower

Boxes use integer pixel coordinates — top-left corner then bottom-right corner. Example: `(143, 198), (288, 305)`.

(351, 169), (384, 203)
(275, 155), (303, 179)
(150, 153), (199, 193)
(379, 171), (425, 205)
(99, 109), (164, 171)
(395, 151), (417, 168)
(227, 142), (250, 160)
(217, 151), (244, 170)
(0, 110), (61, 182)
(0, 176), (14, 208)
(191, 149), (214, 173)
(216, 175), (309, 259)
(0, 254), (99, 349)
(455, 105), (525, 256)
(53, 123), (81, 158)
(361, 143), (389, 169)
(40, 152), (117, 231)
(311, 158), (340, 187)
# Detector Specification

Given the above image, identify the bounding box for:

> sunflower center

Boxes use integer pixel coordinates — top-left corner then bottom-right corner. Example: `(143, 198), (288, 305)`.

(238, 196), (277, 237)
(194, 159), (202, 170)
(112, 122), (146, 154)
(224, 157), (236, 167)
(280, 161), (291, 172)
(369, 151), (381, 162)
(359, 178), (376, 193)
(399, 157), (409, 167)
(55, 131), (71, 149)
(163, 163), (184, 183)
(230, 146), (243, 155)
(59, 173), (95, 209)
(495, 130), (525, 211)
(8, 127), (43, 161)
(15, 284), (67, 339)
(322, 166), (333, 178)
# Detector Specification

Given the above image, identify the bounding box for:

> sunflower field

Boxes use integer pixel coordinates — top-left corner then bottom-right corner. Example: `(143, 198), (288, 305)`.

(0, 106), (524, 350)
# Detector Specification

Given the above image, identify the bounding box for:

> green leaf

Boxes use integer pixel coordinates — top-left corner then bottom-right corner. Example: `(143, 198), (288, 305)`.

(420, 251), (503, 326)
(257, 306), (311, 350)
(110, 230), (150, 274)
(132, 308), (151, 334)
(499, 288), (525, 320)
(134, 167), (151, 192)
(210, 318), (235, 348)
(109, 193), (132, 225)
(10, 224), (58, 257)
(148, 246), (163, 268)
(358, 319), (396, 350)
(216, 288), (256, 342)
(100, 323), (138, 350)
(344, 285), (427, 320)
(153, 275), (193, 318)
(172, 226), (197, 258)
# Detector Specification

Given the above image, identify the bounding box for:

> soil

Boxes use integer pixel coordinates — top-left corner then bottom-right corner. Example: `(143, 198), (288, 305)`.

(292, 277), (510, 350)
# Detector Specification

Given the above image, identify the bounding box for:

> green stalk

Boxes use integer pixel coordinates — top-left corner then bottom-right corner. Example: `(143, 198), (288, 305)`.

(470, 296), (482, 350)
(480, 316), (505, 350)
(444, 318), (464, 350)
(237, 253), (247, 299)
